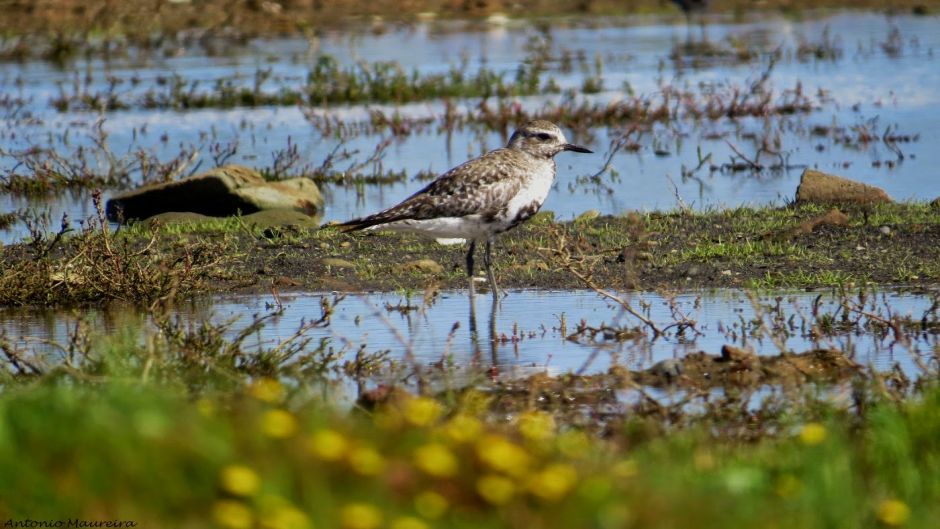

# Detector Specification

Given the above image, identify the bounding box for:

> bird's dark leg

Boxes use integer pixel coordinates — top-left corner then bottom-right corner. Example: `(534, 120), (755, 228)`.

(483, 238), (499, 301)
(466, 239), (477, 298)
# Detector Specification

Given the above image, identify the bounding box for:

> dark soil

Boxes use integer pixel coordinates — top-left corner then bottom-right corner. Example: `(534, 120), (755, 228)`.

(241, 202), (940, 295)
(2, 202), (938, 307)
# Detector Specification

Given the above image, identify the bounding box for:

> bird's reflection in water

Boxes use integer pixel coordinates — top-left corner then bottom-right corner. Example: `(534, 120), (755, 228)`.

(468, 291), (499, 367)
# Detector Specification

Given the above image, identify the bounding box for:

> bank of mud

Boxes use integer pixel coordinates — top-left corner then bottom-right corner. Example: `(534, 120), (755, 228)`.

(4, 202), (937, 307)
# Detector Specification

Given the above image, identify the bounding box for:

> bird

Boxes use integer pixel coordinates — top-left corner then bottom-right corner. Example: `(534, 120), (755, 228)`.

(670, 0), (709, 41)
(670, 0), (709, 20)
(337, 120), (593, 301)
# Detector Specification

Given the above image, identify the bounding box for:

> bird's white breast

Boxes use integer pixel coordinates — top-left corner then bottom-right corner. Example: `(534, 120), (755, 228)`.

(502, 158), (555, 220)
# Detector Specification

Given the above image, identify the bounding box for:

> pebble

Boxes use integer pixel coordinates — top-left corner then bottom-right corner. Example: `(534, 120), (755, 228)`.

(879, 225), (891, 235)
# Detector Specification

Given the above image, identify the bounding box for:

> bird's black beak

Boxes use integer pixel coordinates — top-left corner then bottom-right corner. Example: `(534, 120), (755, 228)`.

(563, 143), (593, 154)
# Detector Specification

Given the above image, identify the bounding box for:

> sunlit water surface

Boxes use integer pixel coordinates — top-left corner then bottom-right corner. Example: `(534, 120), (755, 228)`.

(1, 12), (939, 243)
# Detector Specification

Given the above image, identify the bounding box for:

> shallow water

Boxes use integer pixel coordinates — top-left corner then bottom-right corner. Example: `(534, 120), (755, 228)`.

(3, 287), (937, 382)
(2, 11), (939, 243)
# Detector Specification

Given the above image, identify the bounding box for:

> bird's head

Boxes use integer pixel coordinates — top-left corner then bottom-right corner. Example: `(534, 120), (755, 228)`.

(507, 120), (593, 158)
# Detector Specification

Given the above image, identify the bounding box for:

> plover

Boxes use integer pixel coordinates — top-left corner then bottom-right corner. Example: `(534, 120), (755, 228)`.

(670, 0), (709, 40)
(337, 120), (592, 300)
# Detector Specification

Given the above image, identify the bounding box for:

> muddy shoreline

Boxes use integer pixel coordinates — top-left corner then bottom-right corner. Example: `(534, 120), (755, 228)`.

(3, 202), (937, 307)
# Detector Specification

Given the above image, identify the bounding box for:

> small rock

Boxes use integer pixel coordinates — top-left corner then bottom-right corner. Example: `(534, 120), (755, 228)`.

(720, 269), (732, 276)
(396, 259), (443, 274)
(574, 209), (600, 223)
(273, 276), (301, 287)
(879, 225), (892, 236)
(766, 207), (850, 240)
(794, 169), (893, 205)
(142, 211), (213, 228)
(651, 359), (683, 382)
(321, 258), (356, 269)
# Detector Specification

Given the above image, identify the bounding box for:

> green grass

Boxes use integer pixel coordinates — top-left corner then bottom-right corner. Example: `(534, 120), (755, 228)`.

(746, 269), (864, 289)
(0, 375), (937, 527)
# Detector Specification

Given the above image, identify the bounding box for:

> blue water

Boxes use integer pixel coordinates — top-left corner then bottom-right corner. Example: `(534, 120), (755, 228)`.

(2, 11), (939, 243)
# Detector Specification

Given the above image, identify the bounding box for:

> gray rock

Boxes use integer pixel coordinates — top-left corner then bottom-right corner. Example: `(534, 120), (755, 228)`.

(106, 165), (324, 222)
(651, 358), (683, 382)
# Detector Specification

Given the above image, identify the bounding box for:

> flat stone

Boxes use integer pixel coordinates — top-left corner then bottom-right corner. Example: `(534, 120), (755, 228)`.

(795, 169), (893, 205)
(106, 165), (324, 222)
(395, 259), (444, 274)
(321, 258), (356, 269)
(574, 209), (600, 223)
(241, 209), (321, 229)
(142, 211), (214, 227)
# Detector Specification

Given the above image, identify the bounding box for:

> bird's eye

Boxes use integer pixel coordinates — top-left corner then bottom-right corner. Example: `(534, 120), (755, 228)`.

(536, 132), (552, 141)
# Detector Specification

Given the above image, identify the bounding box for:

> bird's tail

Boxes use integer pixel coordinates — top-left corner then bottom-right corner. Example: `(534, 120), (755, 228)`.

(327, 213), (397, 233)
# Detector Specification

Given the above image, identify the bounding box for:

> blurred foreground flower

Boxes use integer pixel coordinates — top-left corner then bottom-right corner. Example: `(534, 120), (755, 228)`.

(528, 463), (578, 501)
(518, 411), (555, 442)
(250, 377), (286, 403)
(442, 414), (482, 443)
(260, 499), (312, 529)
(391, 516), (429, 529)
(348, 445), (386, 475)
(476, 434), (530, 477)
(220, 465), (261, 497)
(414, 443), (459, 478)
(213, 499), (254, 529)
(340, 503), (383, 529)
(262, 409), (298, 439)
(477, 474), (516, 505)
(798, 423), (827, 445)
(308, 429), (348, 461)
(877, 499), (911, 526)
(404, 397), (443, 427)
(414, 490), (448, 519)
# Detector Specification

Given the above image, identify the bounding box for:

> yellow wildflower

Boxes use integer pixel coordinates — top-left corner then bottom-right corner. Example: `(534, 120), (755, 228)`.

(259, 495), (305, 529)
(250, 377), (286, 403)
(528, 463), (578, 501)
(476, 434), (530, 477)
(260, 501), (312, 529)
(798, 423), (827, 445)
(877, 499), (911, 526)
(414, 490), (448, 519)
(476, 474), (516, 505)
(557, 430), (590, 459)
(212, 499), (254, 529)
(261, 409), (298, 439)
(518, 411), (555, 443)
(308, 429), (348, 461)
(340, 503), (383, 529)
(775, 474), (802, 499)
(196, 398), (216, 418)
(403, 397), (443, 427)
(612, 459), (638, 479)
(442, 414), (482, 444)
(390, 516), (429, 529)
(220, 465), (261, 497)
(693, 450), (715, 471)
(414, 443), (459, 478)
(348, 445), (386, 476)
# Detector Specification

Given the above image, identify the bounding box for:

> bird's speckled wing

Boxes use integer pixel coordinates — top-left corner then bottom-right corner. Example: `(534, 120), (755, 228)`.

(339, 149), (527, 231)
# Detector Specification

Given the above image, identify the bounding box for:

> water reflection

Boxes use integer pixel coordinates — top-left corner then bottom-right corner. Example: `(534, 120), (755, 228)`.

(2, 288), (936, 381)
